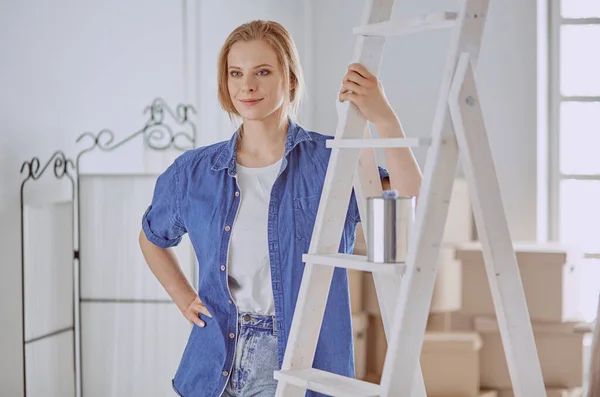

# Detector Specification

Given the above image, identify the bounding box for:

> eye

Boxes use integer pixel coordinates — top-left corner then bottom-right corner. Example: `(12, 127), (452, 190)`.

(257, 70), (270, 76)
(230, 71), (241, 77)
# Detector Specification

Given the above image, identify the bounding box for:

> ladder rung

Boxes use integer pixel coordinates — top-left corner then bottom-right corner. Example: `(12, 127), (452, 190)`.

(303, 253), (406, 275)
(326, 138), (431, 149)
(354, 11), (457, 37)
(274, 368), (380, 397)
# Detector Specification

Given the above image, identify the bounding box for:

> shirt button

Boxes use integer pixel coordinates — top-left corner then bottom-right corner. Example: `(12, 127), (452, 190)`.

(228, 299), (233, 304)
(222, 370), (228, 377)
(220, 265), (226, 271)
(235, 191), (240, 197)
(225, 225), (231, 232)
(229, 332), (235, 339)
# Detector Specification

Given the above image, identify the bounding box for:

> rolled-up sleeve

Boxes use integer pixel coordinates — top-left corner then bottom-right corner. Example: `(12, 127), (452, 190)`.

(142, 161), (187, 248)
(351, 166), (390, 224)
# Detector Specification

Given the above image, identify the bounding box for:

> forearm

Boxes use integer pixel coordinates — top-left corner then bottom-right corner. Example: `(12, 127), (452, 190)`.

(139, 230), (197, 309)
(375, 116), (422, 198)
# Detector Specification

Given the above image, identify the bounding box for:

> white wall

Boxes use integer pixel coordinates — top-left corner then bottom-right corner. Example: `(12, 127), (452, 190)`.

(0, 1), (186, 394)
(310, 0), (539, 241)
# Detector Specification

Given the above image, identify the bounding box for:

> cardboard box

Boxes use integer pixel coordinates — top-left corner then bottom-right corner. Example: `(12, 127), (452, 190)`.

(363, 272), (403, 317)
(363, 272), (380, 316)
(352, 312), (368, 380)
(442, 178), (474, 244)
(361, 381), (497, 397)
(435, 242), (582, 322)
(475, 317), (590, 389)
(497, 387), (582, 397)
(421, 332), (483, 397)
(431, 247), (463, 313)
(366, 314), (386, 377)
(427, 312), (474, 332)
(363, 372), (381, 384)
(366, 315), (484, 397)
(348, 269), (363, 314)
(354, 223), (367, 256)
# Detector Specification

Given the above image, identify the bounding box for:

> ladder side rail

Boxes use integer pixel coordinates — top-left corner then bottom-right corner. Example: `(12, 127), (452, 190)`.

(448, 52), (545, 397)
(379, 0), (491, 395)
(275, 1), (396, 396)
(353, 125), (427, 397)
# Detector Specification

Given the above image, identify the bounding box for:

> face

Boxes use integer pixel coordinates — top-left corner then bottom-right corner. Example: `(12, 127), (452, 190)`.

(227, 39), (287, 122)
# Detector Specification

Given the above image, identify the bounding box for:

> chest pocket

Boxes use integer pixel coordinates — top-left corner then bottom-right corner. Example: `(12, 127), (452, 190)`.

(293, 195), (320, 242)
(293, 193), (356, 249)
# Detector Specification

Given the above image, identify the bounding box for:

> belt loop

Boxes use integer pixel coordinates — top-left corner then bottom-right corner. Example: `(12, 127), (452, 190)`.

(272, 315), (277, 336)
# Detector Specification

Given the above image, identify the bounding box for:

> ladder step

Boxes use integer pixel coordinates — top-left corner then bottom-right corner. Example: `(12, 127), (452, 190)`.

(354, 11), (457, 37)
(274, 368), (380, 397)
(303, 253), (406, 275)
(326, 137), (431, 149)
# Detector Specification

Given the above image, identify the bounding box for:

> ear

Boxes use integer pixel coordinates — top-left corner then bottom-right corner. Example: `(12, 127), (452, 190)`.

(289, 81), (296, 100)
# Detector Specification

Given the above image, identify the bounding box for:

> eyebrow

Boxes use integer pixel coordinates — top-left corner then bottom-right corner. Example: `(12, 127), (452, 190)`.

(228, 63), (274, 70)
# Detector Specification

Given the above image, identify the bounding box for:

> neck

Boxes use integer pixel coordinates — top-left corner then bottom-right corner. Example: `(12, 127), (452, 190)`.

(237, 111), (288, 167)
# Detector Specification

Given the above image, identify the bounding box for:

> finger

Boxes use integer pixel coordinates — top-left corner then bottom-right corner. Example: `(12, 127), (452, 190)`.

(348, 63), (374, 80)
(340, 81), (365, 96)
(192, 302), (213, 318)
(198, 305), (213, 318)
(344, 71), (369, 88)
(339, 91), (359, 105)
(189, 313), (205, 328)
(195, 297), (212, 317)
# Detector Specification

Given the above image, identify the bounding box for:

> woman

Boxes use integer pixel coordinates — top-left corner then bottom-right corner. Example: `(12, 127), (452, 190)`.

(139, 20), (421, 397)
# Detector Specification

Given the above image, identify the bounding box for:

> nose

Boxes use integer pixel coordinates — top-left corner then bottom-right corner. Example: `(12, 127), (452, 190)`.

(241, 74), (257, 93)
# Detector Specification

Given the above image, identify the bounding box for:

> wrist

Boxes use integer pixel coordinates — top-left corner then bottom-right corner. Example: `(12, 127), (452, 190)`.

(374, 114), (403, 138)
(172, 287), (197, 309)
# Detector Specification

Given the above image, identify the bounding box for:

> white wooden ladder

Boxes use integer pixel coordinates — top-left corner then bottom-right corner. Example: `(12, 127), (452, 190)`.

(274, 0), (547, 396)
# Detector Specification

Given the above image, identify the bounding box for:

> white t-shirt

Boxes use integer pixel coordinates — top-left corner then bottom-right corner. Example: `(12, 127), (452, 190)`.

(227, 158), (283, 315)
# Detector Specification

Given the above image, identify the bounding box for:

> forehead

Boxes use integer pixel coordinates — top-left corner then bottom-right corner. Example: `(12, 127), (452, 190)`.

(227, 39), (280, 68)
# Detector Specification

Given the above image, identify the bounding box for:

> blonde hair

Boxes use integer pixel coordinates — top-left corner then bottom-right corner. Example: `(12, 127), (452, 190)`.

(217, 20), (304, 124)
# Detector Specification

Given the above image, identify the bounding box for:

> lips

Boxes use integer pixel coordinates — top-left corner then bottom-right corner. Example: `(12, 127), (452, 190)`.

(239, 98), (263, 105)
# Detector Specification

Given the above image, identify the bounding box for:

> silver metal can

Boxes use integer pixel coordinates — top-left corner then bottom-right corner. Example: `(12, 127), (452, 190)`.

(366, 190), (416, 263)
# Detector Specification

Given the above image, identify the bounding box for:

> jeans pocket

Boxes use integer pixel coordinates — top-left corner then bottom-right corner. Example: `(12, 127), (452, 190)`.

(231, 329), (256, 392)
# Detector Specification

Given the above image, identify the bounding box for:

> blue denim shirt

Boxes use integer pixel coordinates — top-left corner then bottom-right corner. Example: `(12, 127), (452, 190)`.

(142, 120), (388, 397)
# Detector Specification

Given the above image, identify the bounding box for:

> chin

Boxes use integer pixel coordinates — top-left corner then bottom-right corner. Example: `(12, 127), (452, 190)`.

(238, 111), (266, 121)
(237, 107), (280, 122)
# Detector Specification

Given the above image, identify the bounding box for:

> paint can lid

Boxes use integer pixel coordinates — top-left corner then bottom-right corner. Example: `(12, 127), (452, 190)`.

(382, 189), (399, 199)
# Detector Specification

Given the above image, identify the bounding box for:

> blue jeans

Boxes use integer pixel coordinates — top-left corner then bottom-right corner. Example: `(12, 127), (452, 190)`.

(221, 312), (279, 397)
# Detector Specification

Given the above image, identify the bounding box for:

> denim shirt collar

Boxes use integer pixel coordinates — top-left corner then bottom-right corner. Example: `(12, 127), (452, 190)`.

(211, 118), (312, 176)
